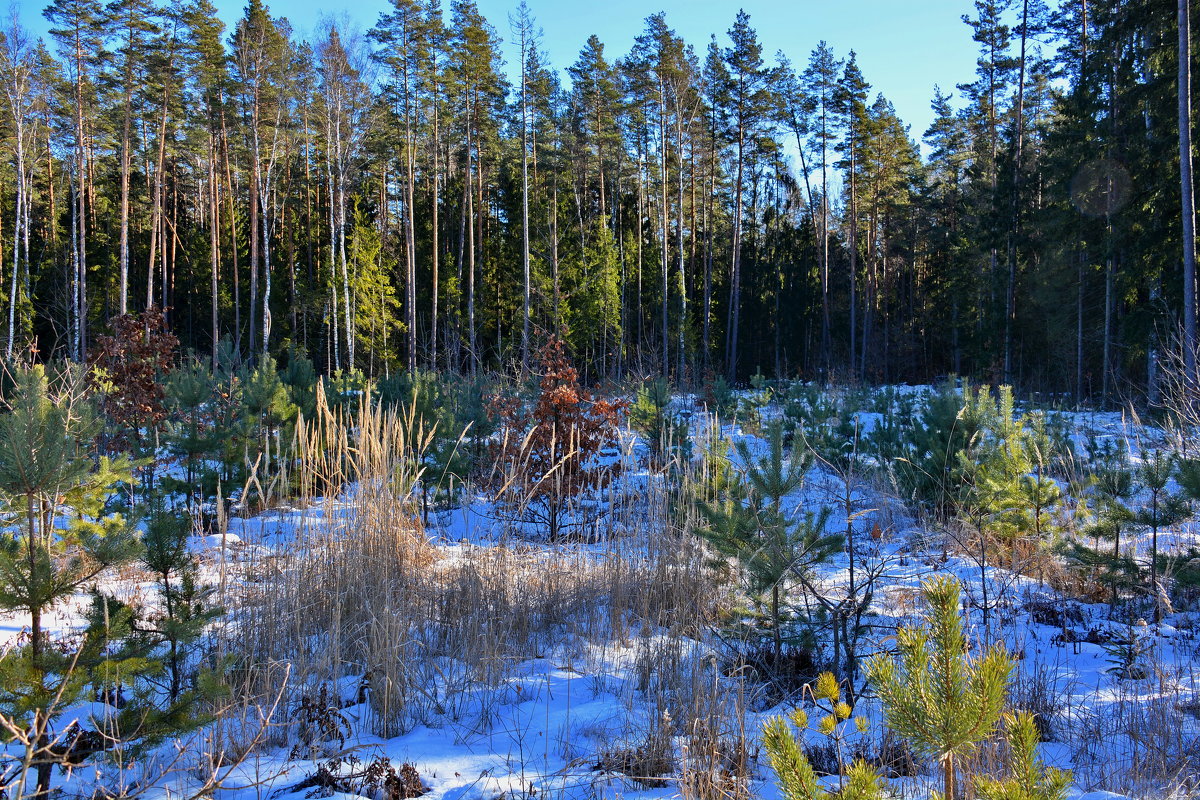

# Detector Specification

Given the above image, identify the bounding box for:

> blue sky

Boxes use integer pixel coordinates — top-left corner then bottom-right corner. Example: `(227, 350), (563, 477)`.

(17, 0), (985, 145)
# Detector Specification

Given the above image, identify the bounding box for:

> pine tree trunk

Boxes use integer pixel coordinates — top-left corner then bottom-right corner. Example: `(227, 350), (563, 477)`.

(1182, 0), (1196, 378)
(119, 72), (132, 316)
(1004, 0), (1030, 386)
(431, 86), (441, 368)
(404, 65), (418, 373)
(727, 120), (744, 379)
(849, 147), (858, 376)
(147, 86), (170, 311)
(820, 104), (831, 374)
(210, 143), (220, 367)
(249, 155), (260, 355)
(520, 43), (531, 372)
(676, 100), (687, 379)
(74, 32), (87, 360)
(659, 87), (670, 377)
(466, 101), (477, 372)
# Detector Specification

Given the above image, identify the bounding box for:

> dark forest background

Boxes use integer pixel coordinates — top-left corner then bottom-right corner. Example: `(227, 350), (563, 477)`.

(1, 0), (1196, 401)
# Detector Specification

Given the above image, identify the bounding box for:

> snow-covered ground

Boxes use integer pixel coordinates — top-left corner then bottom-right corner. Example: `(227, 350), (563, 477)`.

(5, 384), (1200, 800)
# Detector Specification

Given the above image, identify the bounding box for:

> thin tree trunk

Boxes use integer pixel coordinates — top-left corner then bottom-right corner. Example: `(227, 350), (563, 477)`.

(848, 145), (858, 376)
(1004, 0), (1029, 385)
(466, 104), (477, 371)
(404, 58), (418, 373)
(118, 56), (133, 316)
(520, 33), (531, 372)
(431, 84), (441, 368)
(147, 85), (170, 311)
(73, 31), (87, 360)
(210, 139), (220, 368)
(727, 122), (745, 379)
(1182, 0), (1196, 377)
(659, 87), (670, 376)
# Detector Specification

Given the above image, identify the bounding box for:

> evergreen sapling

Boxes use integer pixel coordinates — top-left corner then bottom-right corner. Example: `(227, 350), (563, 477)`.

(865, 575), (1013, 800)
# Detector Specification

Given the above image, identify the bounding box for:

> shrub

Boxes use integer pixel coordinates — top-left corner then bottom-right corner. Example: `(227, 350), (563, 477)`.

(488, 337), (627, 540)
(89, 306), (179, 456)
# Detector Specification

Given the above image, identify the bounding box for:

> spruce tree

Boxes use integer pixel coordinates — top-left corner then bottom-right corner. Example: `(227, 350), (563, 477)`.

(865, 575), (1013, 800)
(630, 377), (688, 467)
(237, 355), (298, 507)
(380, 369), (471, 522)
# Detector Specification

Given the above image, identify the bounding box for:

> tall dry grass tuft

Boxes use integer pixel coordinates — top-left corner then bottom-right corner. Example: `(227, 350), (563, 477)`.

(221, 384), (742, 771)
(224, 388), (435, 738)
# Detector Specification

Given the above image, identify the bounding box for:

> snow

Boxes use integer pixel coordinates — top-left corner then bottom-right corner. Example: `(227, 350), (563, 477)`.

(3, 384), (1200, 799)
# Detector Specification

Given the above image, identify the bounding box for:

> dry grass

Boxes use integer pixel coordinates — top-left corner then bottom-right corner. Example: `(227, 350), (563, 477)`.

(205, 386), (1200, 799)
(217, 385), (747, 800)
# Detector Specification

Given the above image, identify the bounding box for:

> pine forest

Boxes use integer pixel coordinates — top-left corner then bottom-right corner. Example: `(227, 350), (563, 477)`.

(0, 0), (1197, 798)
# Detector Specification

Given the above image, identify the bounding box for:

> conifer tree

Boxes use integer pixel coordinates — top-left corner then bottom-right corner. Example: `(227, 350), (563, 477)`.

(44, 0), (105, 360)
(762, 672), (885, 800)
(0, 365), (141, 796)
(957, 0), (1016, 363)
(865, 575), (1013, 800)
(180, 0), (228, 368)
(697, 421), (840, 666)
(138, 506), (222, 701)
(446, 0), (506, 372)
(162, 360), (220, 510)
(105, 0), (160, 315)
(370, 0), (427, 371)
(836, 52), (870, 371)
(238, 355), (298, 506)
(1133, 450), (1189, 621)
(230, 0), (291, 354)
(1070, 437), (1137, 607)
(0, 0), (1195, 394)
(1180, 0), (1196, 372)
(0, 16), (42, 358)
(952, 385), (1025, 631)
(966, 386), (1031, 557)
(892, 381), (995, 514)
(972, 711), (1071, 800)
(1014, 413), (1065, 549)
(720, 10), (768, 378)
(379, 368), (470, 521)
(799, 42), (842, 369)
(629, 376), (687, 467)
(566, 223), (623, 372)
(0, 366), (140, 660)
(347, 205), (402, 370)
